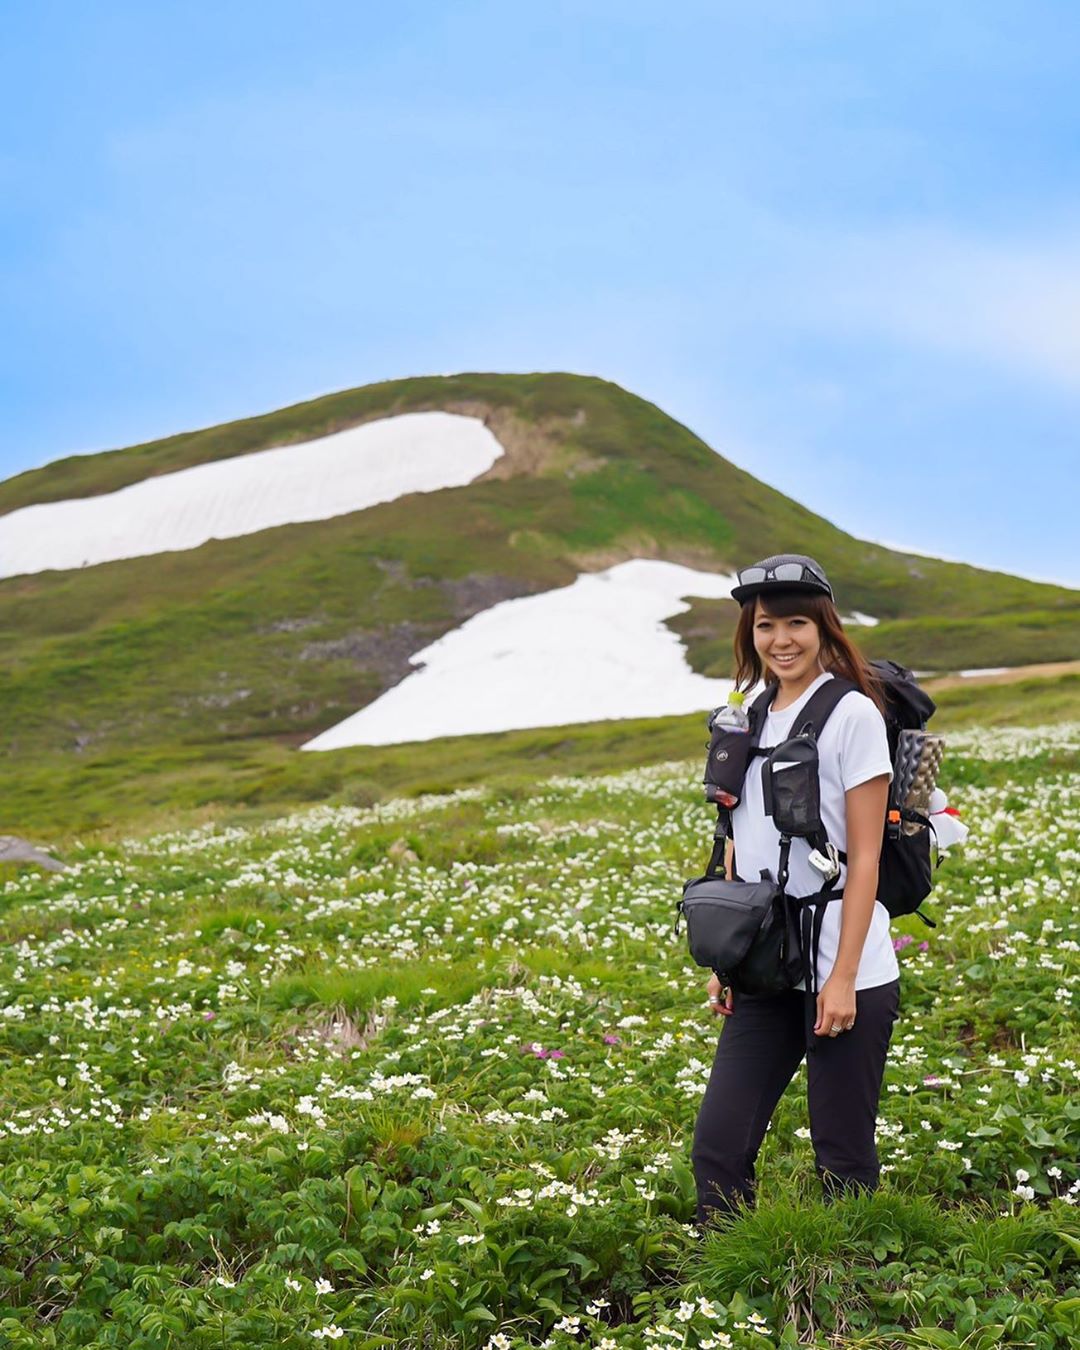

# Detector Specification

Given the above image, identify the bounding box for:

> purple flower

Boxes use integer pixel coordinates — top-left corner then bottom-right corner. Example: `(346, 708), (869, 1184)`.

(547, 1049), (564, 1060)
(202, 1010), (217, 1021)
(603, 1034), (621, 1045)
(918, 941), (930, 951)
(893, 935), (914, 952)
(923, 1075), (943, 1086)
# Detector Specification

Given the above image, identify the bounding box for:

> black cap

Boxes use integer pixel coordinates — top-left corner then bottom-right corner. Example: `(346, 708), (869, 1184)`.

(730, 553), (834, 605)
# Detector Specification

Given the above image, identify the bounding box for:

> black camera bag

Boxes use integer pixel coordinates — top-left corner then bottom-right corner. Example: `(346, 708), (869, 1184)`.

(676, 872), (802, 996)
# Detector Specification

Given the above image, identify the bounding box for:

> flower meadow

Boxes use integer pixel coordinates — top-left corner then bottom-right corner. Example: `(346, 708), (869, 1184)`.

(0, 722), (1078, 1348)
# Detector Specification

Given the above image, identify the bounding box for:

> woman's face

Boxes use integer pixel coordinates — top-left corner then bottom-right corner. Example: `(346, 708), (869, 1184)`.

(752, 598), (822, 686)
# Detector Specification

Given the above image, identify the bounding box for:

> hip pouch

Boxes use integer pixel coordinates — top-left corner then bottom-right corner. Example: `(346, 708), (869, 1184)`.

(762, 734), (823, 839)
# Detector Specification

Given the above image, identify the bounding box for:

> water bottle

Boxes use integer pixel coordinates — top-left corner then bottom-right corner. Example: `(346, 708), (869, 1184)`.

(706, 690), (750, 808)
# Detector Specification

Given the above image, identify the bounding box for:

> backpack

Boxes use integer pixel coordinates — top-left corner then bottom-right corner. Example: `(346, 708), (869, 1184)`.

(695, 660), (942, 992)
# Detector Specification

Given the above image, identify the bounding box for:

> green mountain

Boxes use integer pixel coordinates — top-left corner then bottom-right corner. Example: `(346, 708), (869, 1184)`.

(2, 372), (1077, 834)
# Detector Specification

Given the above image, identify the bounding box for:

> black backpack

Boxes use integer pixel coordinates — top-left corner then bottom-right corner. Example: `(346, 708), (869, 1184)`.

(698, 662), (940, 989)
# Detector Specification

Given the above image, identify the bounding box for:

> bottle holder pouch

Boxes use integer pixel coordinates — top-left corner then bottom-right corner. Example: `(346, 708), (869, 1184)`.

(762, 735), (823, 838)
(703, 723), (757, 804)
(676, 873), (801, 995)
(877, 817), (934, 916)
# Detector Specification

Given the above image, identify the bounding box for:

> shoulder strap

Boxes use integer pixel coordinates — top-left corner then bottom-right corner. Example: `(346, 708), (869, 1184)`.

(711, 685), (776, 875)
(746, 685), (778, 760)
(779, 677), (858, 865)
(792, 676), (857, 739)
(748, 686), (775, 739)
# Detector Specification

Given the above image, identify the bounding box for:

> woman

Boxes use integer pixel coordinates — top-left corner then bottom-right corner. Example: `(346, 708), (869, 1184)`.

(691, 554), (901, 1226)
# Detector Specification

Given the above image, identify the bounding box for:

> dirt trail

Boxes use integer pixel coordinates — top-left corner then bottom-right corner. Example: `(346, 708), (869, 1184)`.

(923, 659), (1080, 693)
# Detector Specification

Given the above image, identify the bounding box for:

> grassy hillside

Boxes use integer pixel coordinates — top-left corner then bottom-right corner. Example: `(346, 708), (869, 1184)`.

(4, 670), (1076, 843)
(1, 373), (1077, 831)
(0, 721), (1076, 1346)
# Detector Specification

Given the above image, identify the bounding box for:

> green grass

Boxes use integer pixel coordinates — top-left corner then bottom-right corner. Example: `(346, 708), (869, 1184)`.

(684, 1189), (1077, 1346)
(931, 671), (1080, 728)
(859, 610), (1080, 670)
(3, 670), (1076, 842)
(0, 717), (1076, 1346)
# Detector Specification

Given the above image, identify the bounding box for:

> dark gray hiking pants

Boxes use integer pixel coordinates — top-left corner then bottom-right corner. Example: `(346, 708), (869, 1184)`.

(691, 978), (900, 1226)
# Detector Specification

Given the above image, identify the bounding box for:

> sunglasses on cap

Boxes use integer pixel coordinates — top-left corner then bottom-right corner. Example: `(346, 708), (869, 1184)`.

(737, 561), (828, 588)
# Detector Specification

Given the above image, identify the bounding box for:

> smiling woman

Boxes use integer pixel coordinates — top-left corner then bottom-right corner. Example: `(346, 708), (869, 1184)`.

(690, 552), (902, 1226)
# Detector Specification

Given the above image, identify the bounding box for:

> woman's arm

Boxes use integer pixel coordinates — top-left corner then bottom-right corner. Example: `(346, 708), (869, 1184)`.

(813, 772), (889, 1035)
(833, 773), (890, 979)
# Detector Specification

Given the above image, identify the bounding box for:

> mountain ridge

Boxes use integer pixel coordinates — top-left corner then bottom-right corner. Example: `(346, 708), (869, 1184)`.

(1, 371), (1076, 831)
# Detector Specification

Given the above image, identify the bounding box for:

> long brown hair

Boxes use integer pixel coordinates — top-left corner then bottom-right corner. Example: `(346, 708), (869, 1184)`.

(733, 590), (885, 712)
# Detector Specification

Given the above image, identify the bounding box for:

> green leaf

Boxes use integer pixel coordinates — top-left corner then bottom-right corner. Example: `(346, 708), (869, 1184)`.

(418, 1202), (452, 1222)
(394, 1288), (429, 1306)
(326, 1249), (368, 1274)
(669, 1156), (697, 1205)
(910, 1328), (960, 1349)
(1056, 1231), (1080, 1259)
(566, 1250), (599, 1278)
(531, 1268), (570, 1292)
(458, 1197), (485, 1222)
(463, 1307), (497, 1323)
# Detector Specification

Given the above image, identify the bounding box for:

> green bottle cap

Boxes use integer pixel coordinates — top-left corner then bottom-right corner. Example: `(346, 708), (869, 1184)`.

(728, 690), (746, 707)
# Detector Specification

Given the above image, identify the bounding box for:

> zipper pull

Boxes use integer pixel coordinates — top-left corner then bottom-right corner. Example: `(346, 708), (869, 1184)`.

(674, 900), (683, 937)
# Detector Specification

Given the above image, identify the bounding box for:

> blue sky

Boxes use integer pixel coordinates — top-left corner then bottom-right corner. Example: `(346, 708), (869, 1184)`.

(2, 1), (1079, 584)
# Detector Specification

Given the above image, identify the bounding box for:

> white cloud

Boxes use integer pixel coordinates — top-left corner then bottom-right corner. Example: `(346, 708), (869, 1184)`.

(820, 225), (1080, 392)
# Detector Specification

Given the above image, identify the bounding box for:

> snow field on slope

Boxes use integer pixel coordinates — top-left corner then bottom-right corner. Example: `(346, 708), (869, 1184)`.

(0, 413), (504, 580)
(302, 559), (740, 749)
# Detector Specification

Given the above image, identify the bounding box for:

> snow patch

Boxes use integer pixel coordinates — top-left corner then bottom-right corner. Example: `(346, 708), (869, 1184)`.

(845, 610), (880, 627)
(302, 560), (740, 749)
(0, 413), (504, 580)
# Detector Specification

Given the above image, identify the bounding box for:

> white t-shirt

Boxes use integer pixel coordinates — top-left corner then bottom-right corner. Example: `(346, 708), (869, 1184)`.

(731, 671), (900, 992)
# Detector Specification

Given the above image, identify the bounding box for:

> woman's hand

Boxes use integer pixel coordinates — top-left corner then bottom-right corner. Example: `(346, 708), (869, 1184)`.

(814, 973), (856, 1037)
(706, 972), (734, 1018)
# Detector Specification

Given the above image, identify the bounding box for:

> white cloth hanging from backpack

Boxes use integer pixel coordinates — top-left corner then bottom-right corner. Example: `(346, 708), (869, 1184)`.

(731, 671), (900, 992)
